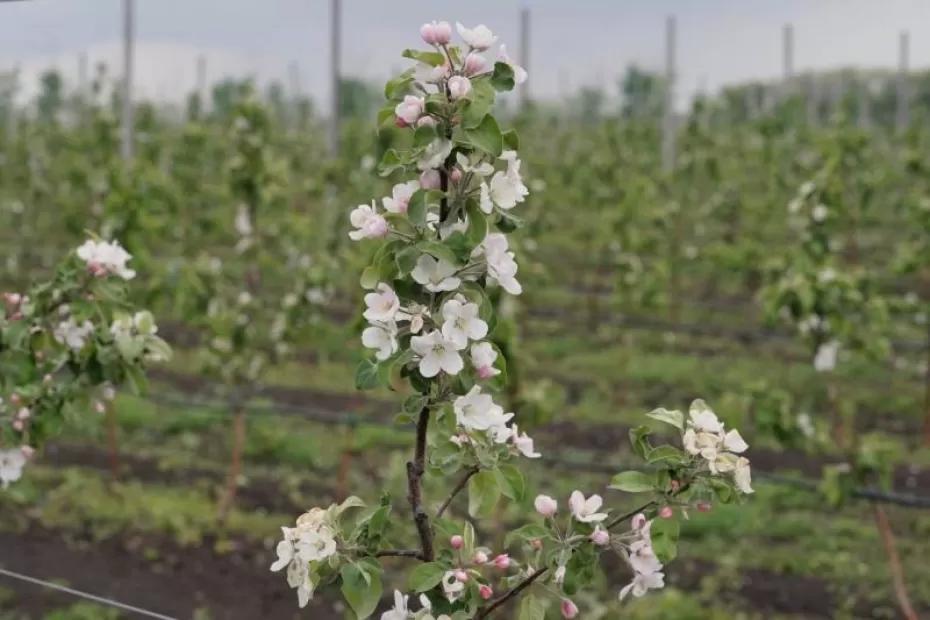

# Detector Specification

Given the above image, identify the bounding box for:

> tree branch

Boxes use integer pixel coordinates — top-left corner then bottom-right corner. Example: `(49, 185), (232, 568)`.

(374, 549), (423, 559)
(436, 465), (480, 519)
(476, 566), (548, 619)
(406, 406), (434, 561)
(477, 501), (657, 618)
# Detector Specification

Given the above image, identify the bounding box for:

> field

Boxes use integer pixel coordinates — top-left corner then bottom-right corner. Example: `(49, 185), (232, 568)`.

(2, 67), (930, 620)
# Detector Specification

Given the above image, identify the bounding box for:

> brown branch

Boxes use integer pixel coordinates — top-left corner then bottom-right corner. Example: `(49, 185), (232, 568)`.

(374, 549), (423, 559)
(478, 502), (655, 618)
(436, 465), (480, 519)
(872, 503), (919, 620)
(476, 566), (548, 619)
(406, 406), (434, 561)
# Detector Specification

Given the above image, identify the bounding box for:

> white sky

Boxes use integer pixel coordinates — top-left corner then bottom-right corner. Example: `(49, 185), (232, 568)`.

(1, 0), (929, 111)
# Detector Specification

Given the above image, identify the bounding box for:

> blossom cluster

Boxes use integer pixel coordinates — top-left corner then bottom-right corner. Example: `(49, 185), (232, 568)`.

(682, 400), (753, 494)
(0, 238), (169, 486)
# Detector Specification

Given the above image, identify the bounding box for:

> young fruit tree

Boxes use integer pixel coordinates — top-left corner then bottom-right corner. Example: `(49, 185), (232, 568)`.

(270, 21), (754, 618)
(0, 237), (170, 486)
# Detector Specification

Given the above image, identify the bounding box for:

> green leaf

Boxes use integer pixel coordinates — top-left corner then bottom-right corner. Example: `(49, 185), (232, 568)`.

(340, 563), (382, 619)
(463, 114), (503, 157)
(462, 521), (476, 558)
(413, 123), (438, 148)
(468, 470), (500, 517)
(378, 149), (405, 177)
(646, 407), (685, 430)
(384, 68), (414, 99)
(417, 240), (462, 266)
(402, 49), (446, 66)
(407, 562), (447, 593)
(518, 594), (547, 620)
(395, 246), (421, 276)
(490, 62), (515, 91)
(645, 445), (688, 465)
(629, 425), (652, 459)
(504, 523), (549, 547)
(495, 463), (526, 501)
(609, 470), (655, 493)
(650, 517), (680, 564)
(502, 129), (519, 151)
(464, 199), (488, 248)
(359, 266), (379, 289)
(355, 359), (380, 391)
(462, 79), (496, 128)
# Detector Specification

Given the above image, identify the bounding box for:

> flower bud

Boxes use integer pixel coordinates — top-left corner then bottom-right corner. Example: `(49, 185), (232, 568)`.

(659, 506), (674, 519)
(492, 554), (510, 569)
(10, 393), (21, 405)
(463, 53), (486, 76)
(561, 598), (579, 619)
(447, 76), (472, 100)
(530, 538), (543, 550)
(479, 584), (493, 600)
(454, 569), (469, 583)
(416, 115), (437, 128)
(472, 550), (488, 564)
(43, 374), (52, 384)
(590, 527), (610, 546)
(450, 535), (464, 550)
(20, 445), (35, 459)
(420, 22), (438, 45)
(449, 168), (463, 183)
(697, 501), (712, 513)
(12, 420), (23, 431)
(394, 116), (409, 128)
(477, 365), (495, 379)
(16, 407), (30, 421)
(433, 21), (452, 45)
(94, 401), (106, 414)
(419, 169), (442, 190)
(670, 479), (681, 492)
(534, 494), (557, 517)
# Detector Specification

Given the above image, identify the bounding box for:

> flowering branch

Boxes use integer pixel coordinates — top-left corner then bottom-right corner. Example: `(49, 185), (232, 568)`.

(407, 405), (434, 561)
(436, 464), (480, 518)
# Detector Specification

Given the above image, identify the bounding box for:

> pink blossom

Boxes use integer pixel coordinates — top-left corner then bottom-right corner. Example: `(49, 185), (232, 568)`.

(479, 584), (493, 600)
(561, 598), (579, 619)
(419, 169), (442, 190)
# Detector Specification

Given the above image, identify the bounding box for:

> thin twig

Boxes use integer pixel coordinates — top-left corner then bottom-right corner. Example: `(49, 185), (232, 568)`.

(478, 502), (655, 618)
(872, 502), (919, 620)
(406, 406), (434, 561)
(374, 549), (423, 559)
(436, 465), (480, 519)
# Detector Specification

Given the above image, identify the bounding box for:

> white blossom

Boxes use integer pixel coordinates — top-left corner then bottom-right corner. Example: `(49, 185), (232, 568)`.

(511, 424), (541, 458)
(349, 203), (389, 240)
(687, 400), (724, 433)
(234, 204), (253, 236)
(475, 233), (522, 295)
(0, 449), (26, 487)
(447, 75), (472, 100)
(383, 181), (420, 214)
(362, 322), (398, 361)
(364, 283), (400, 322)
(441, 297), (487, 349)
(456, 22), (497, 51)
(441, 570), (465, 602)
(411, 330), (464, 377)
(455, 152), (494, 177)
(734, 456), (754, 494)
(76, 239), (136, 280)
(488, 151), (528, 209)
(814, 340), (839, 372)
(619, 570), (665, 601)
(417, 139), (453, 171)
(470, 342), (500, 379)
(453, 385), (512, 431)
(54, 317), (94, 351)
(381, 590), (409, 620)
(569, 490), (608, 523)
(411, 255), (461, 292)
(479, 181), (494, 214)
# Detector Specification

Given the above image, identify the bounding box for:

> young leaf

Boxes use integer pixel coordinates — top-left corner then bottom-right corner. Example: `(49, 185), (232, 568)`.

(468, 469), (501, 517)
(464, 114), (503, 157)
(407, 562), (447, 592)
(495, 464), (526, 501)
(490, 62), (515, 92)
(649, 517), (680, 564)
(354, 359), (380, 390)
(340, 563), (382, 619)
(646, 407), (685, 430)
(609, 470), (655, 493)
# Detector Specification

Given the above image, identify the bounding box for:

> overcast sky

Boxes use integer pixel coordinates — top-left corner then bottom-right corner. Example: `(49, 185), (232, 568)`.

(2, 0), (930, 111)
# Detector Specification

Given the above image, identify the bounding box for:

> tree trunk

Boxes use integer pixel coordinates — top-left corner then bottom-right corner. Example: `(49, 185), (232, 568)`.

(105, 402), (121, 480)
(871, 503), (918, 620)
(217, 407), (247, 523)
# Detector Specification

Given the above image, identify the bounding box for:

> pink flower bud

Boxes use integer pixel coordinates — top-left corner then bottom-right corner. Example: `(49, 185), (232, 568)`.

(590, 527), (610, 546)
(454, 569), (469, 583)
(477, 365), (495, 379)
(420, 22), (438, 45)
(10, 312), (22, 321)
(419, 169), (442, 190)
(20, 445), (35, 459)
(394, 116), (409, 128)
(94, 401), (106, 414)
(472, 550), (488, 564)
(531, 538), (542, 550)
(12, 420), (23, 431)
(697, 501), (712, 513)
(479, 584), (493, 600)
(10, 394), (21, 405)
(434, 21), (452, 45)
(659, 506), (674, 519)
(16, 408), (30, 421)
(449, 168), (463, 183)
(534, 494), (558, 517)
(670, 479), (681, 492)
(450, 535), (464, 549)
(492, 554), (510, 569)
(561, 598), (579, 619)
(447, 75), (472, 100)
(464, 53), (486, 76)
(416, 115), (437, 128)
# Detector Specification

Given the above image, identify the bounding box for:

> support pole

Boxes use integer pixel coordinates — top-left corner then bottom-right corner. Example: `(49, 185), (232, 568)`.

(661, 15), (676, 173)
(896, 30), (910, 131)
(782, 23), (794, 101)
(519, 4), (530, 109)
(120, 0), (134, 162)
(196, 54), (207, 109)
(329, 0), (341, 155)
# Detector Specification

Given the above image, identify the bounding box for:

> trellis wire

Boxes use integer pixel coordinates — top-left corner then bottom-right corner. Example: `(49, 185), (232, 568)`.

(143, 392), (930, 509)
(0, 566), (179, 620)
